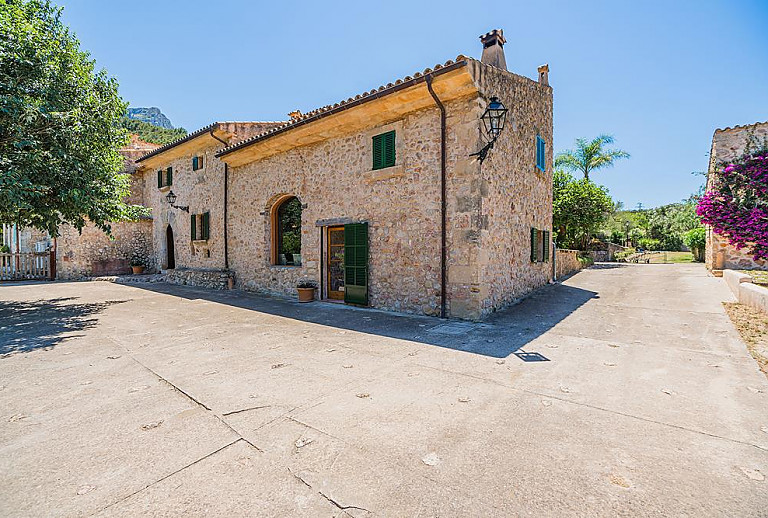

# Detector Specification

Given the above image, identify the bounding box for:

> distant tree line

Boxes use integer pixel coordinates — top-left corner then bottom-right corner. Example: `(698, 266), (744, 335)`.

(119, 117), (187, 145)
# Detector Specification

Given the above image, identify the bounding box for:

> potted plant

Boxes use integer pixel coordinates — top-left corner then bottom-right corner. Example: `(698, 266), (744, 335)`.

(296, 280), (317, 303)
(130, 255), (146, 275)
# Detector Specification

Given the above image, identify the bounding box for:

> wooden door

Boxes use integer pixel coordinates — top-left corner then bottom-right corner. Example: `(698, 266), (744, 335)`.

(327, 226), (345, 300)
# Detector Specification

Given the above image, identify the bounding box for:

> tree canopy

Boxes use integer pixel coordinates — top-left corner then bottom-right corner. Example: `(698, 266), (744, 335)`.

(555, 135), (630, 181)
(553, 170), (615, 249)
(0, 0), (134, 236)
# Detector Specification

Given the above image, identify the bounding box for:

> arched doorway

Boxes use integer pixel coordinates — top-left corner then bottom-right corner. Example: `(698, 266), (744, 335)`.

(166, 225), (175, 269)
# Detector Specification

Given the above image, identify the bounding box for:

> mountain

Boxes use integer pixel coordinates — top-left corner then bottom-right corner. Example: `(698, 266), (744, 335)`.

(126, 107), (174, 129)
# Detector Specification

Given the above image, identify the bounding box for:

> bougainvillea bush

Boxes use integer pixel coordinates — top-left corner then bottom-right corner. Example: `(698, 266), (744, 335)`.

(697, 150), (768, 261)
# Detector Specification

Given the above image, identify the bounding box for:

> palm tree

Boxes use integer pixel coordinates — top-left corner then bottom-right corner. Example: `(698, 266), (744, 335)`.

(555, 135), (630, 181)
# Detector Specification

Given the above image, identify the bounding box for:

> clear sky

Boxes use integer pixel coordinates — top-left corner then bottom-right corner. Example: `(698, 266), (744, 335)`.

(59, 0), (768, 208)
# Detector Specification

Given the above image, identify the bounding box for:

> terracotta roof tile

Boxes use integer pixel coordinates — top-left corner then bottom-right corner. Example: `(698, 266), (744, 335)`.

(216, 55), (471, 158)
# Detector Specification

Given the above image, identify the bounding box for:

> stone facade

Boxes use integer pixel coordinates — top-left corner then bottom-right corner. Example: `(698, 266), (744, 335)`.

(136, 42), (553, 320)
(555, 249), (581, 279)
(136, 122), (283, 277)
(56, 219), (154, 279)
(705, 121), (768, 271)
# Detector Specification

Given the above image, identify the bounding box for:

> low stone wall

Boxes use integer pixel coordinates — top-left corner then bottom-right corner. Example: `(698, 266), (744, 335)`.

(56, 219), (154, 279)
(724, 269), (753, 296)
(165, 268), (233, 290)
(724, 269), (768, 315)
(555, 249), (581, 279)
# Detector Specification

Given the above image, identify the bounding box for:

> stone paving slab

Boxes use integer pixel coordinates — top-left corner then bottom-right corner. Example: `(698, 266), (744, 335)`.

(0, 263), (766, 516)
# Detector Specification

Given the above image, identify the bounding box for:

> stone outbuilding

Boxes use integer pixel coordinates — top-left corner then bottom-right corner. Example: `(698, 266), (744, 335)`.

(136, 30), (554, 319)
(705, 121), (768, 271)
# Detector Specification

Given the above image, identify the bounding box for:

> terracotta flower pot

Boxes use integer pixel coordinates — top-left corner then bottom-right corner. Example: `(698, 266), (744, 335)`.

(131, 266), (145, 275)
(297, 287), (315, 303)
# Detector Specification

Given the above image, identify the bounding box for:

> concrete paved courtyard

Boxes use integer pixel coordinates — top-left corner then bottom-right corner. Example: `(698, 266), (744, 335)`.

(1, 263), (767, 516)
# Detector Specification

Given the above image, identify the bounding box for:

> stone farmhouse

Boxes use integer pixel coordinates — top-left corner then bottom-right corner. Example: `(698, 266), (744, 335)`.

(135, 29), (554, 320)
(705, 120), (768, 272)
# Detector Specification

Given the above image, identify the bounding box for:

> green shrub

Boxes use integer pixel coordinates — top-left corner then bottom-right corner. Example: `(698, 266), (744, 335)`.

(614, 247), (636, 261)
(683, 227), (706, 262)
(637, 237), (662, 250)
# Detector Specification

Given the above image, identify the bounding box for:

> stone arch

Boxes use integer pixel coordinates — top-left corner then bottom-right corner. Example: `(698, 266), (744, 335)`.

(269, 194), (303, 266)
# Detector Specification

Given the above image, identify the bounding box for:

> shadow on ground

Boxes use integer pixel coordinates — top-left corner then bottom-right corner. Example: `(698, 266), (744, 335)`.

(0, 297), (128, 356)
(124, 280), (598, 359)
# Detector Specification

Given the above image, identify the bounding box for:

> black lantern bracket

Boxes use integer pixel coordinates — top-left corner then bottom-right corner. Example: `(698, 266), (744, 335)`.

(165, 190), (189, 212)
(470, 96), (508, 163)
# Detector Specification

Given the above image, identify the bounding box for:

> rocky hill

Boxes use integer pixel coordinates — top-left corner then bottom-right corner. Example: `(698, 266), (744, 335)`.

(126, 107), (174, 129)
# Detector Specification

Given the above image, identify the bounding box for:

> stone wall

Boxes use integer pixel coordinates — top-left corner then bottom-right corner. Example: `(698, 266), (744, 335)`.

(468, 61), (554, 316)
(142, 140), (227, 272)
(228, 103), (451, 316)
(555, 249), (581, 279)
(56, 219), (154, 279)
(166, 268), (233, 290)
(705, 122), (768, 271)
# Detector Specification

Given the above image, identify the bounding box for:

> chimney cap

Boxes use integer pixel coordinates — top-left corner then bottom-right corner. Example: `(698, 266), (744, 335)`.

(480, 29), (506, 48)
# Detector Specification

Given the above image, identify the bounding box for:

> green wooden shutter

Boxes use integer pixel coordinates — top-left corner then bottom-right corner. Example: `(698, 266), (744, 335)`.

(344, 222), (368, 305)
(157, 170), (163, 188)
(167, 167), (173, 186)
(372, 134), (384, 170)
(543, 230), (550, 262)
(191, 214), (197, 241)
(530, 228), (537, 262)
(383, 131), (395, 168)
(192, 157), (198, 171)
(202, 212), (210, 240)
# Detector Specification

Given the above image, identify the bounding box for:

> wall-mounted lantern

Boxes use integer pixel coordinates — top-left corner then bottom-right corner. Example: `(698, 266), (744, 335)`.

(165, 190), (189, 212)
(470, 96), (508, 163)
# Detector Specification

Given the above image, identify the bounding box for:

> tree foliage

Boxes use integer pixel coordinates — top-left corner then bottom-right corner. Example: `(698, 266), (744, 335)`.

(697, 147), (768, 261)
(555, 134), (630, 181)
(0, 0), (133, 236)
(119, 117), (187, 145)
(553, 170), (615, 249)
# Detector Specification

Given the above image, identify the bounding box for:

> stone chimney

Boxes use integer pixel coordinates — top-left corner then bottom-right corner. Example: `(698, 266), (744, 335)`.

(538, 64), (550, 86)
(480, 29), (507, 71)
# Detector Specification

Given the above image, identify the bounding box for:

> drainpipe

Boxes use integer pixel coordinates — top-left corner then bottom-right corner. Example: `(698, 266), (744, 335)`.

(425, 75), (447, 319)
(209, 130), (230, 270)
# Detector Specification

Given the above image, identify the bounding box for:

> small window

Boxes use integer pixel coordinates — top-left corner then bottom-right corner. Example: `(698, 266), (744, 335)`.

(192, 156), (204, 171)
(157, 167), (172, 188)
(191, 212), (210, 241)
(372, 130), (395, 170)
(531, 228), (550, 263)
(536, 135), (546, 172)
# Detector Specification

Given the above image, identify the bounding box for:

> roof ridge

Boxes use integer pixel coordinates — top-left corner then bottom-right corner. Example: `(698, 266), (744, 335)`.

(714, 120), (768, 133)
(135, 121), (285, 162)
(216, 55), (472, 158)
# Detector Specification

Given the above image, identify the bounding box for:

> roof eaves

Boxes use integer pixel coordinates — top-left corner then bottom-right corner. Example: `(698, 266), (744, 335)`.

(216, 56), (471, 158)
(135, 122), (219, 162)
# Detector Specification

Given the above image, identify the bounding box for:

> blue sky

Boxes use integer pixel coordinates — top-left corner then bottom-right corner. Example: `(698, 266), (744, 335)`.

(60, 0), (768, 208)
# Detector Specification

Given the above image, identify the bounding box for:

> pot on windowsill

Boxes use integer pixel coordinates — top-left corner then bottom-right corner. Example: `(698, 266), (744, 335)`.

(297, 280), (317, 303)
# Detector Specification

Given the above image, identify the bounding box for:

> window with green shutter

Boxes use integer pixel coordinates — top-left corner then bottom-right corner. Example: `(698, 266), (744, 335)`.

(543, 230), (550, 262)
(372, 131), (395, 170)
(192, 156), (204, 171)
(158, 168), (172, 188)
(536, 135), (546, 172)
(202, 212), (210, 240)
(344, 222), (368, 305)
(531, 227), (538, 263)
(190, 214), (197, 240)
